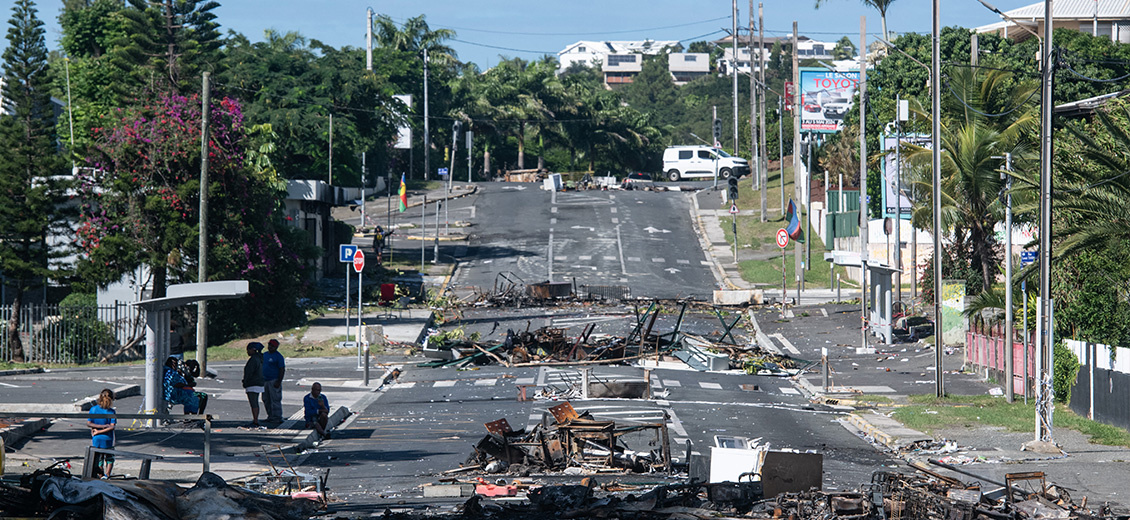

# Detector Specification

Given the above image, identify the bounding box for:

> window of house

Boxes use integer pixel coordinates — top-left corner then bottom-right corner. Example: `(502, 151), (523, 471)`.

(685, 55), (697, 61)
(578, 46), (586, 52)
(608, 54), (637, 66)
(814, 45), (825, 55)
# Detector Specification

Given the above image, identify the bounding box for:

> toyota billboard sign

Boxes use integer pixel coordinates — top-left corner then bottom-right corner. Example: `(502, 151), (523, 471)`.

(799, 68), (860, 133)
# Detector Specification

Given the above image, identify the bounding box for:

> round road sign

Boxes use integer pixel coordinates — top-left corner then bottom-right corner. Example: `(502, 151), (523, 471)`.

(353, 250), (365, 272)
(776, 228), (790, 248)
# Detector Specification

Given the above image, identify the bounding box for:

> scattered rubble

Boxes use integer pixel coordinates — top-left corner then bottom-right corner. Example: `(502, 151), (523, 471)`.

(0, 466), (322, 520)
(461, 402), (671, 475)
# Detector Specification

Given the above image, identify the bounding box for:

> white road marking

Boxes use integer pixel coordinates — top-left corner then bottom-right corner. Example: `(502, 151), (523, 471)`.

(780, 387), (800, 395)
(579, 255), (592, 260)
(851, 385), (896, 393)
(604, 255), (617, 261)
(555, 256), (567, 261)
(547, 231), (554, 282)
(699, 382), (723, 390)
(663, 380), (682, 387)
(615, 225), (627, 275)
(475, 379), (497, 386)
(820, 308), (828, 317)
(551, 207), (557, 213)
(667, 407), (689, 437)
(390, 381), (416, 389)
(677, 259), (690, 264)
(611, 218), (619, 224)
(701, 260), (712, 265)
(482, 259), (492, 264)
(651, 258), (665, 263)
(769, 333), (802, 355)
(0, 382), (20, 388)
(551, 218), (557, 224)
(784, 308), (795, 318)
(611, 207), (617, 213)
(517, 377), (536, 386)
(434, 380), (456, 387)
(627, 256), (640, 262)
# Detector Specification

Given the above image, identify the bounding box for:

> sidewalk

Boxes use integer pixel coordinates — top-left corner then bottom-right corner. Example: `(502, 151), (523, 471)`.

(336, 182), (478, 240)
(690, 187), (859, 305)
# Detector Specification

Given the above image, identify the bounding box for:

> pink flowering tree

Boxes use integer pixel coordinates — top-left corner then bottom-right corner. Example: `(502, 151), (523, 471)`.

(77, 90), (316, 337)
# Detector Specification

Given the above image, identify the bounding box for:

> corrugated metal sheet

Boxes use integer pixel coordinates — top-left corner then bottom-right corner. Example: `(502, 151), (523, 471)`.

(1005, 0), (1130, 19)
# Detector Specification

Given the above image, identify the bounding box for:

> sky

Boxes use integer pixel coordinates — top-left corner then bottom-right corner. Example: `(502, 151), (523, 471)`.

(6, 0), (1039, 69)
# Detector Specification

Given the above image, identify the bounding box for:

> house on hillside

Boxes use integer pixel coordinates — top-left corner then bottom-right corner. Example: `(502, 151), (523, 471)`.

(557, 40), (680, 74)
(603, 54), (642, 88)
(712, 35), (834, 76)
(976, 0), (1130, 42)
(669, 53), (710, 85)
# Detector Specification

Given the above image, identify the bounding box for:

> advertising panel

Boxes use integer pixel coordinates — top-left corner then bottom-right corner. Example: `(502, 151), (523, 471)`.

(799, 68), (860, 133)
(881, 134), (931, 218)
(393, 94), (412, 150)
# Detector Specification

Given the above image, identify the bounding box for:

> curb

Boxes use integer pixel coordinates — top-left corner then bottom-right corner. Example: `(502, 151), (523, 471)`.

(843, 413), (897, 451)
(292, 405), (352, 452)
(0, 368), (45, 377)
(0, 418), (52, 447)
(690, 192), (741, 291)
(73, 384), (141, 411)
(397, 234), (469, 242)
(402, 185), (478, 211)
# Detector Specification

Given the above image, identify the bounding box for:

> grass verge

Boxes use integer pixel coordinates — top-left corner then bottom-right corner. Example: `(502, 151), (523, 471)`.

(892, 394), (1130, 447)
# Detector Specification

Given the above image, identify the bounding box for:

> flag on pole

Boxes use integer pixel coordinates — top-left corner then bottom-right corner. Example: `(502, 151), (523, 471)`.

(398, 173), (407, 212)
(785, 199), (805, 242)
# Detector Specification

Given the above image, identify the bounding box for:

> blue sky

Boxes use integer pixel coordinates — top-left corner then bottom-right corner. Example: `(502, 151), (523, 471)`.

(11, 0), (1034, 69)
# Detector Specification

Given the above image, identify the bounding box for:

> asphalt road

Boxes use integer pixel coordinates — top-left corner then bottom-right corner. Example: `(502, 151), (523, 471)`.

(448, 183), (719, 300)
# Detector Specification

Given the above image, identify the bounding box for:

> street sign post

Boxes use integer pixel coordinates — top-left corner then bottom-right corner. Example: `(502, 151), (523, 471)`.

(437, 167), (448, 177)
(353, 250), (365, 273)
(340, 244), (358, 342)
(729, 203), (739, 215)
(352, 250), (368, 384)
(777, 228), (789, 314)
(1020, 251), (1036, 266)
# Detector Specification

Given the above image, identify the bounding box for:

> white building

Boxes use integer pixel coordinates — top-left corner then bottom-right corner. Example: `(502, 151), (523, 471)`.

(669, 53), (710, 85)
(557, 40), (680, 74)
(714, 35), (834, 76)
(976, 0), (1130, 42)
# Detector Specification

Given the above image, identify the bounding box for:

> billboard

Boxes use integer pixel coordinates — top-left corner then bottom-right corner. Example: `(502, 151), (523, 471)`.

(393, 94), (412, 150)
(798, 68), (860, 133)
(881, 134), (931, 219)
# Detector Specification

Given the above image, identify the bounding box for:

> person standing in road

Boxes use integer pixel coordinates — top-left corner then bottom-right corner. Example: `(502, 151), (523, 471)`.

(262, 339), (286, 424)
(303, 382), (330, 439)
(242, 342), (265, 428)
(87, 389), (116, 478)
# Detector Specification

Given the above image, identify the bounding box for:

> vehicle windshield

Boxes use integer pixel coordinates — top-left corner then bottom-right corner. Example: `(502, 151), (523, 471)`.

(713, 148), (732, 158)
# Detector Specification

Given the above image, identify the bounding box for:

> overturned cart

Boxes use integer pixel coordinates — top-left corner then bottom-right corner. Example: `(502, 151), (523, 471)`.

(466, 402), (671, 474)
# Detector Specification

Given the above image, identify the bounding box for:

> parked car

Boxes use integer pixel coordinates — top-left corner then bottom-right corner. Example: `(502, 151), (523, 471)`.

(662, 145), (749, 182)
(892, 316), (935, 342)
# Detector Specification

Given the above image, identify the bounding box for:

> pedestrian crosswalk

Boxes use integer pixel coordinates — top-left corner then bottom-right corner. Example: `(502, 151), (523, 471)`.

(460, 255), (706, 267)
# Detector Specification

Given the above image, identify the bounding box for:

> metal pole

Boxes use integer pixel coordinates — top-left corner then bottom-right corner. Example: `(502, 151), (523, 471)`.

(732, 216), (738, 264)
(713, 105), (719, 189)
(779, 97), (785, 216)
(822, 347), (829, 391)
(759, 3), (768, 221)
(932, 0), (945, 397)
(346, 253), (351, 344)
(792, 22), (801, 291)
(64, 57), (75, 170)
(805, 132), (812, 273)
(860, 17), (870, 354)
(423, 51), (430, 181)
(366, 8), (373, 71)
(749, 0), (758, 192)
(1037, 0), (1055, 444)
(732, 0), (740, 157)
(197, 71), (210, 373)
(1023, 280), (1029, 404)
(1003, 153), (1014, 403)
(467, 130), (473, 183)
(328, 113), (333, 184)
(433, 200), (440, 264)
(359, 265), (367, 385)
(895, 95), (903, 304)
(421, 195), (426, 270)
(782, 243), (787, 312)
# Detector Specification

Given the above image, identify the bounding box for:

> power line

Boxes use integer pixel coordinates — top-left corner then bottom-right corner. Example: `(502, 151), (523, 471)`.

(395, 15), (731, 37)
(943, 76), (1040, 118)
(1060, 59), (1130, 83)
(449, 38), (557, 55)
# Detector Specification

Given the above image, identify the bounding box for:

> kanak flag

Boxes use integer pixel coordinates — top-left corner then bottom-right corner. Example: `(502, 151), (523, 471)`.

(785, 199), (805, 243)
(398, 173), (407, 212)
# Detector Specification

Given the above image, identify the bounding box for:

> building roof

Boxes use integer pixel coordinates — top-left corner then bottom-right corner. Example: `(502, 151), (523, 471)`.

(669, 53), (710, 73)
(1002, 0), (1130, 19)
(559, 40), (680, 56)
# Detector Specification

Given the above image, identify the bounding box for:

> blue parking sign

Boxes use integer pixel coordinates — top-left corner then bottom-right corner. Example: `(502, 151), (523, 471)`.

(339, 244), (358, 263)
(1020, 251), (1036, 266)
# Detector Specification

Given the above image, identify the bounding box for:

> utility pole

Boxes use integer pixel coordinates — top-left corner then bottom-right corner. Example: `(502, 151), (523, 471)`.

(778, 96), (784, 216)
(328, 113), (333, 185)
(749, 0), (758, 193)
(1001, 152), (1015, 403)
(859, 17), (869, 354)
(423, 50), (431, 181)
(1036, 0), (1055, 445)
(792, 21), (801, 289)
(366, 8), (373, 72)
(895, 96), (906, 304)
(197, 71), (211, 373)
(732, 0), (740, 157)
(467, 130), (473, 182)
(759, 3), (768, 222)
(932, 0), (945, 397)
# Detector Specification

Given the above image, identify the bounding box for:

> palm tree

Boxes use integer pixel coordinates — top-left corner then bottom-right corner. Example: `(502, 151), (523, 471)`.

(903, 68), (1038, 292)
(373, 14), (457, 66)
(814, 0), (897, 42)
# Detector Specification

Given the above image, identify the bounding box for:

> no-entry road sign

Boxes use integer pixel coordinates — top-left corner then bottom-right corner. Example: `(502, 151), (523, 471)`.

(776, 228), (789, 248)
(352, 250), (365, 273)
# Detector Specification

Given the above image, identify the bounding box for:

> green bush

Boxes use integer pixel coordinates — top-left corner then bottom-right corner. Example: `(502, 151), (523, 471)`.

(1053, 341), (1080, 404)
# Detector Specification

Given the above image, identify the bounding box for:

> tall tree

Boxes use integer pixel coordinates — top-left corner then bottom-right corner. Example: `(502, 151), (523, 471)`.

(113, 0), (221, 92)
(0, 0), (69, 362)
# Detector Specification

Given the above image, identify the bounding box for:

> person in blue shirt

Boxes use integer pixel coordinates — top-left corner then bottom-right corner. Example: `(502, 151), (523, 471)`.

(87, 389), (116, 478)
(163, 357), (200, 413)
(303, 382), (330, 439)
(262, 339), (286, 424)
